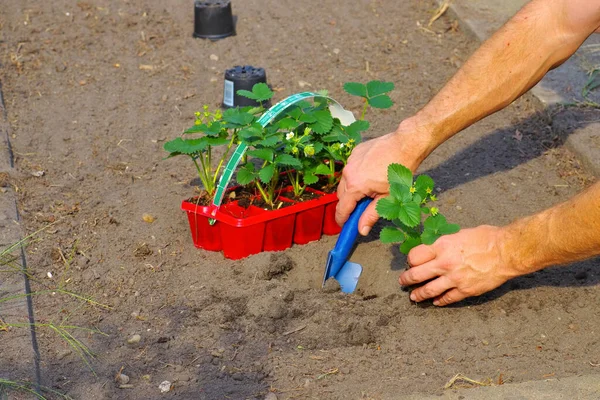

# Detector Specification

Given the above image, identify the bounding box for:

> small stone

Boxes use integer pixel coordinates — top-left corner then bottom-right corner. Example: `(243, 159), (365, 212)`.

(142, 213), (155, 223)
(232, 372), (243, 381)
(57, 349), (72, 360)
(265, 393), (278, 400)
(209, 54), (219, 61)
(210, 77), (218, 83)
(340, 367), (350, 374)
(116, 373), (130, 385)
(332, 48), (340, 54)
(127, 334), (141, 344)
(158, 380), (172, 393)
(298, 80), (311, 88)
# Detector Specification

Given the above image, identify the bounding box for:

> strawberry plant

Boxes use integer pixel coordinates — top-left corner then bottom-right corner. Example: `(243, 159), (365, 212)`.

(377, 163), (460, 254)
(164, 105), (258, 198)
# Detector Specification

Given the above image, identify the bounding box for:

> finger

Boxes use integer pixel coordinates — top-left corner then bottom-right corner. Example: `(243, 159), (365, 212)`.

(433, 289), (466, 307)
(407, 244), (436, 267)
(409, 276), (453, 302)
(357, 199), (380, 236)
(398, 260), (442, 286)
(335, 181), (364, 226)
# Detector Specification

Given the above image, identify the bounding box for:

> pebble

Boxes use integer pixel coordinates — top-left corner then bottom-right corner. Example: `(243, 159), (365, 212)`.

(127, 334), (141, 344)
(159, 381), (172, 393)
(232, 372), (243, 381)
(298, 80), (311, 88)
(333, 48), (340, 54)
(210, 54), (219, 61)
(265, 393), (278, 400)
(116, 373), (130, 385)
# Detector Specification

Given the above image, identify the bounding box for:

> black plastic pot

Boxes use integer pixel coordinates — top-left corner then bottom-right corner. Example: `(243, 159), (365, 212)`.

(222, 65), (271, 108)
(193, 0), (235, 40)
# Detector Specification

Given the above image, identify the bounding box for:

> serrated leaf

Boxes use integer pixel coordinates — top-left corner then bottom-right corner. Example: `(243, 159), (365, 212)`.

(258, 135), (281, 147)
(366, 80), (395, 97)
(439, 223), (460, 235)
(397, 202), (421, 228)
(247, 148), (274, 162)
(236, 163), (256, 185)
(380, 227), (405, 244)
(222, 109), (254, 126)
(414, 175), (435, 199)
(400, 236), (422, 255)
(314, 163), (332, 175)
(164, 137), (207, 154)
(238, 123), (264, 142)
(310, 109), (334, 134)
(275, 154), (302, 167)
(343, 82), (368, 98)
(389, 183), (412, 203)
(303, 173), (318, 185)
(299, 113), (317, 123)
(376, 197), (400, 220)
(285, 107), (303, 120)
(388, 163), (413, 187)
(205, 137), (229, 146)
(421, 229), (441, 246)
(258, 164), (274, 184)
(423, 214), (447, 231)
(344, 120), (370, 142)
(237, 82), (273, 102)
(277, 117), (300, 130)
(368, 95), (394, 109)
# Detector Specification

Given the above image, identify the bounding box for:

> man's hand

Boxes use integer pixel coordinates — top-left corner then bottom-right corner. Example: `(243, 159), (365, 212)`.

(399, 225), (516, 306)
(335, 120), (433, 236)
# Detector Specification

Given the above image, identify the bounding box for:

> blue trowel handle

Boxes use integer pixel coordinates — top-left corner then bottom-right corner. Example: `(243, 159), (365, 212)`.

(333, 197), (373, 260)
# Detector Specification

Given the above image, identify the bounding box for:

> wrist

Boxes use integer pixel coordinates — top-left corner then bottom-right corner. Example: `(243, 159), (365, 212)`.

(393, 117), (436, 170)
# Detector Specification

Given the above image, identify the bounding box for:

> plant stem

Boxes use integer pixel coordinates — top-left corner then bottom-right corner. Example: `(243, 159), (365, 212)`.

(360, 98), (368, 120)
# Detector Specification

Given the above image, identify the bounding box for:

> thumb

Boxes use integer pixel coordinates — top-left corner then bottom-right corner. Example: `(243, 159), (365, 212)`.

(357, 199), (380, 236)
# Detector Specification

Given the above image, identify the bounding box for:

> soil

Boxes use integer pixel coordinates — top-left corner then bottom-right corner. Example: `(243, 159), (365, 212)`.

(1, 1), (600, 400)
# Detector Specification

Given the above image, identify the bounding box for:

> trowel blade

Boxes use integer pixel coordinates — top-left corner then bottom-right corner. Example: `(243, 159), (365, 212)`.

(335, 261), (363, 293)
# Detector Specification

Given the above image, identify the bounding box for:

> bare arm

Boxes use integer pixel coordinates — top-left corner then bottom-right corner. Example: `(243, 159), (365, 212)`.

(403, 181), (600, 306)
(336, 0), (600, 233)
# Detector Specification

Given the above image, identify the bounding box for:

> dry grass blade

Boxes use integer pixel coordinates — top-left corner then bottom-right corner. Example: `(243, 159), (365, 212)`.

(429, 0), (450, 27)
(444, 373), (491, 389)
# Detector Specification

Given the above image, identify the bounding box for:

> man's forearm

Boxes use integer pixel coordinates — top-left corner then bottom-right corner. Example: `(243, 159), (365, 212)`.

(408, 0), (600, 157)
(500, 182), (600, 278)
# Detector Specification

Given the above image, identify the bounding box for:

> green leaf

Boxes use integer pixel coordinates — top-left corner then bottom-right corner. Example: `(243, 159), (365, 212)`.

(236, 163), (256, 185)
(258, 135), (281, 147)
(277, 117), (300, 130)
(247, 148), (274, 162)
(423, 214), (447, 231)
(414, 175), (435, 199)
(439, 223), (460, 235)
(397, 202), (421, 228)
(343, 82), (367, 98)
(389, 183), (412, 203)
(205, 137), (229, 146)
(285, 107), (303, 120)
(315, 163), (332, 175)
(222, 108), (254, 126)
(400, 236), (422, 255)
(388, 163), (413, 188)
(237, 82), (273, 102)
(303, 173), (318, 185)
(275, 154), (302, 167)
(163, 137), (207, 154)
(310, 109), (334, 134)
(259, 164), (275, 184)
(184, 122), (223, 136)
(299, 113), (317, 123)
(421, 229), (441, 246)
(368, 95), (394, 109)
(380, 227), (405, 244)
(376, 197), (400, 220)
(238, 123), (264, 142)
(344, 120), (370, 142)
(366, 80), (395, 97)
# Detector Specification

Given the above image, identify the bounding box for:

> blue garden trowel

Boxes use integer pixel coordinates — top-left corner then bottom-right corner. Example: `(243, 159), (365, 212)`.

(322, 198), (373, 293)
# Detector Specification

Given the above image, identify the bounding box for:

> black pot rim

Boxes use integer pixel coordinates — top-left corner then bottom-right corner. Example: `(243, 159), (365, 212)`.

(193, 30), (236, 39)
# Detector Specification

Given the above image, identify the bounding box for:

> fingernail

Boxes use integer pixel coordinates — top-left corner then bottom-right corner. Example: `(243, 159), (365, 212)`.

(360, 226), (371, 236)
(433, 300), (440, 306)
(409, 293), (416, 301)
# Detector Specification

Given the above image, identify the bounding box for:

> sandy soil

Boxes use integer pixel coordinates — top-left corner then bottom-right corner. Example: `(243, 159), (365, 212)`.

(1, 0), (599, 399)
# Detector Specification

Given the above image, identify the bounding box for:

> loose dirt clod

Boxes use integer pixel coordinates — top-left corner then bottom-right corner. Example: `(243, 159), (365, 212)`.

(259, 253), (295, 280)
(322, 278), (341, 293)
